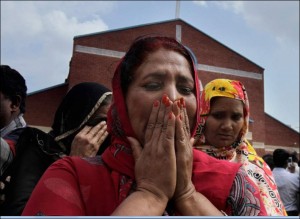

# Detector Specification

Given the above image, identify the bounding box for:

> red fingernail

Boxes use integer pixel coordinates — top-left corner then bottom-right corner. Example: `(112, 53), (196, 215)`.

(165, 99), (170, 107)
(162, 95), (171, 107)
(162, 94), (168, 104)
(180, 98), (185, 108)
(153, 100), (159, 107)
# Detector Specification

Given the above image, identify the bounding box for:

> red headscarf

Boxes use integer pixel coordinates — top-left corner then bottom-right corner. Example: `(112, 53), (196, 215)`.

(102, 36), (239, 210)
(104, 37), (201, 179)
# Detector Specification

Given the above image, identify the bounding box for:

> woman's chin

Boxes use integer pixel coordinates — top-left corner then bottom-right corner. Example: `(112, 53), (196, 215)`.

(214, 141), (234, 148)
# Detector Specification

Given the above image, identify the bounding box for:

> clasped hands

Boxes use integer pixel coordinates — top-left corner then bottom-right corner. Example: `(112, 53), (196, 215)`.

(128, 94), (196, 212)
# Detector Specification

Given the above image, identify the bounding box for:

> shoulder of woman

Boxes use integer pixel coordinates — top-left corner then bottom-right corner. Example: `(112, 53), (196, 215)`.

(193, 148), (241, 170)
(49, 155), (108, 176)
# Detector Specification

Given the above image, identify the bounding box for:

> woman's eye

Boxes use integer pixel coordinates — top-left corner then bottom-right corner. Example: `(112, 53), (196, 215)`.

(211, 112), (223, 120)
(232, 114), (243, 121)
(143, 82), (161, 90)
(178, 86), (193, 95)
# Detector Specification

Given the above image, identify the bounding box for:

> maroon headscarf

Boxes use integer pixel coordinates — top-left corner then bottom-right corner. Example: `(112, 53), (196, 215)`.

(104, 36), (201, 178)
(102, 36), (239, 211)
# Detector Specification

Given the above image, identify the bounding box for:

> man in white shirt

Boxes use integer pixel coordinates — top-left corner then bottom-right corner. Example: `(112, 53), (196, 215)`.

(287, 152), (300, 176)
(273, 149), (299, 216)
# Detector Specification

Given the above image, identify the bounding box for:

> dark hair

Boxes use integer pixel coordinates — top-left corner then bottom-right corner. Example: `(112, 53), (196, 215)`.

(290, 151), (299, 163)
(262, 154), (274, 170)
(120, 35), (194, 94)
(0, 65), (27, 113)
(273, 149), (290, 168)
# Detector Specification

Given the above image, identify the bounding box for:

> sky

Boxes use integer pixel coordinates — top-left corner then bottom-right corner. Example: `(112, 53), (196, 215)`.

(1, 1), (299, 132)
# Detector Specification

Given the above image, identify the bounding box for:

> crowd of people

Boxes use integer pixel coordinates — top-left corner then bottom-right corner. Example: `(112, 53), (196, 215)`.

(263, 150), (299, 216)
(0, 35), (299, 216)
(0, 68), (112, 215)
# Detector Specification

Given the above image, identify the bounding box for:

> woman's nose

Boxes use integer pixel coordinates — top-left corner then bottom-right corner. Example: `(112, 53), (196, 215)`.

(220, 119), (233, 130)
(165, 86), (180, 102)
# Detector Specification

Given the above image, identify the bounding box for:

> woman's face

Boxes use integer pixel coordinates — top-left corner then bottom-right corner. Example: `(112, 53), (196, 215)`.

(0, 92), (13, 129)
(204, 97), (244, 148)
(87, 101), (112, 126)
(125, 48), (197, 145)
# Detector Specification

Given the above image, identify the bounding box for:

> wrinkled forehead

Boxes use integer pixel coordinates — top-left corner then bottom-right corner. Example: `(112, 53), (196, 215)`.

(120, 46), (199, 94)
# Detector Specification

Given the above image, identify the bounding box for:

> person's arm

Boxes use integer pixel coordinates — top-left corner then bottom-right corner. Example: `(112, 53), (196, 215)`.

(116, 97), (222, 216)
(174, 191), (223, 216)
(172, 99), (223, 216)
(0, 138), (14, 176)
(1, 137), (14, 204)
(116, 97), (177, 215)
(2, 128), (59, 215)
(111, 189), (168, 216)
(24, 97), (177, 216)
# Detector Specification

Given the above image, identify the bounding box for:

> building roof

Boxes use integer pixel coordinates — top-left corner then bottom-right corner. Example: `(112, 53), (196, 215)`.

(265, 112), (300, 133)
(74, 18), (264, 70)
(28, 82), (68, 96)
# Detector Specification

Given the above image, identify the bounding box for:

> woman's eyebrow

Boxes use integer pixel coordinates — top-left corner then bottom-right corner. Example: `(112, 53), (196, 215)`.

(177, 75), (194, 84)
(142, 72), (166, 80)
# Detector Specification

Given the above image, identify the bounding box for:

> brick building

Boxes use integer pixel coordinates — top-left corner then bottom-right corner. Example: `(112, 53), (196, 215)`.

(25, 19), (299, 156)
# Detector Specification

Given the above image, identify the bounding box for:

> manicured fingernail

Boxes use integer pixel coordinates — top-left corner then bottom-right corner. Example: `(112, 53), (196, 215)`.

(162, 94), (168, 104)
(153, 100), (159, 107)
(162, 95), (171, 107)
(180, 98), (185, 108)
(165, 99), (170, 107)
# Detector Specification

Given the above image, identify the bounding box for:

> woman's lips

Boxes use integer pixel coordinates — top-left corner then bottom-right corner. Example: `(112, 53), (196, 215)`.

(218, 134), (232, 140)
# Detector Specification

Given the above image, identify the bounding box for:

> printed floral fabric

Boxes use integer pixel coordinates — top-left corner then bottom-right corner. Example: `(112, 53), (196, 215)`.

(228, 168), (264, 216)
(194, 78), (286, 216)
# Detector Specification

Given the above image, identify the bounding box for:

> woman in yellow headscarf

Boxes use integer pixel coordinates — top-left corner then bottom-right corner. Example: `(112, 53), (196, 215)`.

(194, 78), (286, 216)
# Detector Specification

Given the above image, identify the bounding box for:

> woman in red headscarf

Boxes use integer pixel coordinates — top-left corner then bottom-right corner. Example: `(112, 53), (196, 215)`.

(22, 36), (267, 216)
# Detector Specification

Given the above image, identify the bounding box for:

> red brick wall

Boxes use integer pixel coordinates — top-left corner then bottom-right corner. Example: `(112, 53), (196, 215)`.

(68, 53), (117, 90)
(24, 19), (298, 152)
(70, 19), (266, 144)
(24, 84), (68, 127)
(179, 22), (264, 73)
(73, 21), (177, 52)
(265, 114), (299, 147)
